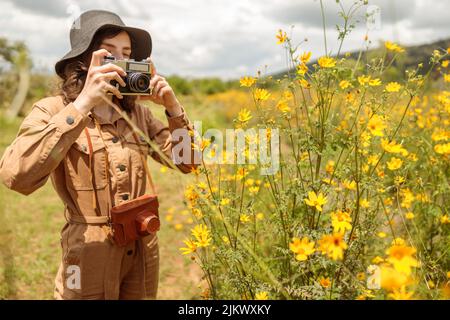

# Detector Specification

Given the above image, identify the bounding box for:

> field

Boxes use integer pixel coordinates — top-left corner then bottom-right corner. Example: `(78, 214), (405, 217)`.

(1, 1), (450, 300)
(0, 99), (212, 299)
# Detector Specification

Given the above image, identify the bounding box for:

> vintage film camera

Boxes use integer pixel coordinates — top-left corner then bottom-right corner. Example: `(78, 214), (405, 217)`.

(102, 56), (153, 95)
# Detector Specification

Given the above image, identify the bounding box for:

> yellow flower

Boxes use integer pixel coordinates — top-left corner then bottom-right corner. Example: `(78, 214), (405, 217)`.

(388, 286), (414, 300)
(434, 143), (450, 155)
(298, 78), (311, 89)
(254, 88), (271, 102)
(160, 166), (167, 173)
(240, 76), (256, 87)
(380, 265), (411, 291)
(368, 154), (379, 166)
(318, 233), (348, 261)
(386, 242), (419, 275)
(357, 272), (366, 281)
(222, 236), (230, 245)
(289, 237), (316, 261)
(369, 78), (382, 87)
(304, 191), (328, 212)
(442, 60), (449, 68)
(247, 185), (258, 194)
(174, 223), (183, 231)
(192, 138), (211, 152)
(179, 239), (197, 255)
(276, 29), (287, 44)
(358, 75), (371, 86)
(255, 291), (269, 300)
(372, 256), (384, 264)
(381, 139), (409, 156)
(342, 179), (357, 190)
(377, 232), (387, 238)
(385, 41), (405, 53)
(431, 128), (450, 142)
(356, 289), (375, 300)
(239, 214), (251, 223)
(405, 212), (415, 220)
(359, 198), (370, 208)
(441, 215), (450, 224)
(394, 176), (406, 185)
(220, 198), (231, 206)
(367, 115), (387, 136)
(325, 160), (335, 174)
(444, 74), (450, 83)
(331, 210), (352, 234)
(320, 277), (331, 288)
(299, 51), (312, 64)
(386, 82), (402, 92)
(191, 224), (212, 248)
(276, 99), (291, 113)
(282, 90), (293, 100)
(339, 80), (352, 89)
(400, 188), (415, 209)
(297, 63), (308, 76)
(237, 108), (252, 123)
(407, 153), (418, 162)
(318, 56), (336, 68)
(387, 157), (403, 171)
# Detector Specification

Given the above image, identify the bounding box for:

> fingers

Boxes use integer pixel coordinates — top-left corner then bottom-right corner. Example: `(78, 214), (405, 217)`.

(95, 63), (127, 77)
(103, 83), (123, 99)
(149, 74), (165, 91)
(146, 57), (156, 77)
(90, 49), (112, 68)
(157, 86), (172, 99)
(154, 79), (169, 98)
(102, 71), (126, 87)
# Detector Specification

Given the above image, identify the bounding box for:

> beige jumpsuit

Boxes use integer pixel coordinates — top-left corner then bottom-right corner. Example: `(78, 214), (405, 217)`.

(0, 95), (197, 299)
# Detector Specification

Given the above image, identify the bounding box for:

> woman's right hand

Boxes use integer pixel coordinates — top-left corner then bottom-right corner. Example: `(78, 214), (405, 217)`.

(73, 49), (127, 115)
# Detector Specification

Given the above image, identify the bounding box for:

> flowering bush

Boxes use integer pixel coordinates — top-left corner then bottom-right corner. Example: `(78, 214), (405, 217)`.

(179, 1), (450, 300)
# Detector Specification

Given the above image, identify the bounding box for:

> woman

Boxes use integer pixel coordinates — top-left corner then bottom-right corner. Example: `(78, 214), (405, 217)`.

(0, 10), (198, 299)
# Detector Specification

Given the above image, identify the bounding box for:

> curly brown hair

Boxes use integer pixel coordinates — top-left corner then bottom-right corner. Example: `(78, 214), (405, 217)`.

(57, 26), (137, 113)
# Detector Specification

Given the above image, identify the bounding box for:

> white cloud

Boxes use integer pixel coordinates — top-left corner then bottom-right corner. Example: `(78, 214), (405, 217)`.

(1, 0), (449, 79)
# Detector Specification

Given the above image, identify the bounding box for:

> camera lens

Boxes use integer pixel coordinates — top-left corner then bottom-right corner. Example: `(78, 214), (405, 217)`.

(128, 72), (150, 93)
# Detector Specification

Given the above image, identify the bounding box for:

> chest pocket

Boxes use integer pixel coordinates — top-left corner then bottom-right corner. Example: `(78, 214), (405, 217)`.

(123, 132), (150, 178)
(65, 135), (108, 190)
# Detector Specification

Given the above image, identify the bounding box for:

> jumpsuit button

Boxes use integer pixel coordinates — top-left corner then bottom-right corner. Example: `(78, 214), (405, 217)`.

(66, 115), (74, 125)
(127, 250), (133, 256)
(112, 136), (119, 143)
(122, 194), (129, 201)
(118, 164), (126, 172)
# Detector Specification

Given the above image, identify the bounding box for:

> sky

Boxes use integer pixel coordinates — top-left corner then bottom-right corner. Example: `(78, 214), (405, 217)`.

(0, 0), (449, 79)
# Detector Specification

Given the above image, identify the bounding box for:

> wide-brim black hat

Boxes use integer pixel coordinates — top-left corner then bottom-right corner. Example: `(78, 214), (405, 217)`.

(55, 10), (152, 78)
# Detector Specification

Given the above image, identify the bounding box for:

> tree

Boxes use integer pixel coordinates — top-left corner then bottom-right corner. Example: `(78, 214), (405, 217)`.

(0, 38), (31, 120)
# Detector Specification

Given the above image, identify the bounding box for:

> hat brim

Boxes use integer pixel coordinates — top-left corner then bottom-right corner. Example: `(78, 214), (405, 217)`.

(55, 23), (152, 78)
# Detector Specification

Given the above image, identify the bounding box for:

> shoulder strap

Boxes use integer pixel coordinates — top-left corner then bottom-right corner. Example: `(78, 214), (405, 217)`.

(129, 129), (157, 195)
(84, 127), (102, 216)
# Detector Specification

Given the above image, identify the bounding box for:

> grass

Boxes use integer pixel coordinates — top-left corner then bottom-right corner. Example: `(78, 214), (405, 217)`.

(0, 95), (221, 299)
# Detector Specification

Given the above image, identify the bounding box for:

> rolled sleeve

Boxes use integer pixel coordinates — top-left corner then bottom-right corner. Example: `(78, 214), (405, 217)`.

(164, 105), (192, 133)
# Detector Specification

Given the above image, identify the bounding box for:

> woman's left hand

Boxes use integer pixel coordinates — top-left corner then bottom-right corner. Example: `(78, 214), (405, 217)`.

(137, 57), (182, 116)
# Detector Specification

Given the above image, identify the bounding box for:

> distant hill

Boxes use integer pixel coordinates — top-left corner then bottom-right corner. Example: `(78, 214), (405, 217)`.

(271, 38), (450, 81)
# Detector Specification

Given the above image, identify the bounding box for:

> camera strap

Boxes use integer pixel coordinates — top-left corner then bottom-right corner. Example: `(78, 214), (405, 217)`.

(84, 114), (157, 219)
